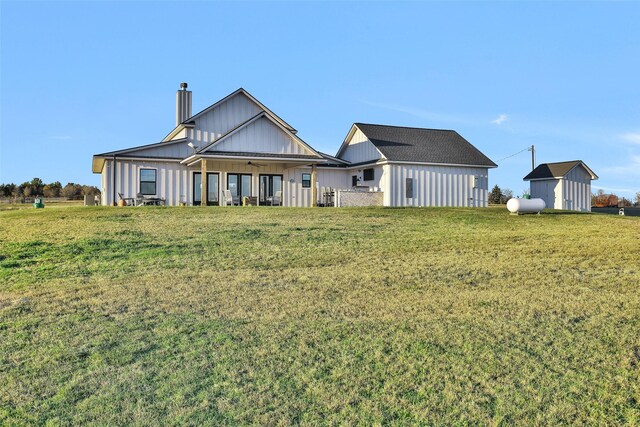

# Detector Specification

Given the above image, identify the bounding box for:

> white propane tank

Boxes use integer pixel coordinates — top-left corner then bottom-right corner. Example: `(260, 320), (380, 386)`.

(506, 198), (546, 214)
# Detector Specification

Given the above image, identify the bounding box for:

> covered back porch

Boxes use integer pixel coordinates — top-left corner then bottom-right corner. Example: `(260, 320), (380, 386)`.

(183, 154), (323, 207)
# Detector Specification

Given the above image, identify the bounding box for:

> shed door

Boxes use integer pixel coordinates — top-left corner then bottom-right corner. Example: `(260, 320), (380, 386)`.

(545, 182), (555, 209)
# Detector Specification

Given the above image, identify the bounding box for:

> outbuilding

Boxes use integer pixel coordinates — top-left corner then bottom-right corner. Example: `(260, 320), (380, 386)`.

(523, 160), (598, 212)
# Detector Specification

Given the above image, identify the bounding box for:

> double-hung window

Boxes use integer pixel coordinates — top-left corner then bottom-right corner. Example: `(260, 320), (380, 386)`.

(140, 169), (157, 195)
(302, 173), (311, 188)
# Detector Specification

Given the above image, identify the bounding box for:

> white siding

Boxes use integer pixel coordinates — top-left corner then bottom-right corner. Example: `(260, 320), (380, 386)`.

(530, 179), (561, 210)
(103, 159), (192, 206)
(340, 128), (383, 163)
(102, 160), (493, 208)
(317, 168), (349, 191)
(384, 164), (489, 207)
(103, 158), (355, 207)
(190, 93), (263, 148)
(208, 117), (314, 155)
(101, 162), (110, 205)
(563, 166), (592, 212)
(350, 165), (384, 190)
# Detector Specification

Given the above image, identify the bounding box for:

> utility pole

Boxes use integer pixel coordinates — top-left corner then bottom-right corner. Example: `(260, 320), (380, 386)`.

(528, 145), (535, 171)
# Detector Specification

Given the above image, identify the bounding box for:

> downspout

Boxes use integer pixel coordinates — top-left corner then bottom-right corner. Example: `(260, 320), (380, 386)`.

(112, 155), (117, 206)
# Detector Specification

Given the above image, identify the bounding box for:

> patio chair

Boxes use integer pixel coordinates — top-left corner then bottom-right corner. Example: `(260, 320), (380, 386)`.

(272, 190), (282, 206)
(117, 192), (135, 206)
(223, 190), (234, 206)
(135, 193), (144, 206)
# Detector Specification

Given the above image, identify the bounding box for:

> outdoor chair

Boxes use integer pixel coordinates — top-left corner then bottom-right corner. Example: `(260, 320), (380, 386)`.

(118, 192), (135, 206)
(272, 190), (282, 206)
(223, 190), (234, 206)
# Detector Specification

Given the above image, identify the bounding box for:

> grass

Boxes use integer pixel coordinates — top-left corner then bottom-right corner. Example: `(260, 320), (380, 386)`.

(1, 206), (639, 425)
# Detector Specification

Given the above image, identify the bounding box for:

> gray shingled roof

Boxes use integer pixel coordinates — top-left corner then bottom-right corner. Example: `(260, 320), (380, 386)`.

(355, 123), (497, 167)
(523, 161), (598, 180)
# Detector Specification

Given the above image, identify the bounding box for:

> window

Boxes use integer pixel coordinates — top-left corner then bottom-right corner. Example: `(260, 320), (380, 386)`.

(193, 172), (201, 204)
(259, 175), (283, 206)
(363, 168), (374, 181)
(227, 173), (252, 205)
(302, 173), (311, 188)
(193, 172), (219, 206)
(140, 169), (156, 195)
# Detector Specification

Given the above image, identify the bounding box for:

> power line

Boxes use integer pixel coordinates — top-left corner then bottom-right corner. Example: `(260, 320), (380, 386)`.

(495, 147), (530, 163)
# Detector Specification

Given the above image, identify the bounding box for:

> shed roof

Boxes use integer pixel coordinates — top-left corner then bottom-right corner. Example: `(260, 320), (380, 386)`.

(353, 123), (497, 167)
(523, 160), (598, 180)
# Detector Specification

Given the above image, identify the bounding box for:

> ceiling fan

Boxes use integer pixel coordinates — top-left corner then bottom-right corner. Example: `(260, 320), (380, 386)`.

(247, 161), (266, 167)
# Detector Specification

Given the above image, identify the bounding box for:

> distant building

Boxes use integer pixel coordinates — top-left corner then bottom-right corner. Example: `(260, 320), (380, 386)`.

(523, 161), (598, 212)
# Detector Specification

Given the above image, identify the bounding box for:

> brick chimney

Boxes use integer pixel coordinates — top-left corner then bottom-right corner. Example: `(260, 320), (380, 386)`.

(176, 82), (192, 125)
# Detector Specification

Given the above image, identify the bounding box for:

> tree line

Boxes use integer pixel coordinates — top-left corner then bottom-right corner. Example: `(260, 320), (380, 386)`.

(0, 178), (100, 200)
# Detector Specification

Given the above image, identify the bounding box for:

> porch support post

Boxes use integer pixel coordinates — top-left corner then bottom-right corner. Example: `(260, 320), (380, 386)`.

(201, 159), (207, 206)
(311, 164), (318, 207)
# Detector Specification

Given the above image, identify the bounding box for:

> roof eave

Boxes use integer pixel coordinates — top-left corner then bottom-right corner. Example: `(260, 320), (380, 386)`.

(93, 138), (188, 157)
(385, 160), (498, 169)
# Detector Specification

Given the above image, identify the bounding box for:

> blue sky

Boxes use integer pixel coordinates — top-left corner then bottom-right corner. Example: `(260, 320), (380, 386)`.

(1, 1), (639, 197)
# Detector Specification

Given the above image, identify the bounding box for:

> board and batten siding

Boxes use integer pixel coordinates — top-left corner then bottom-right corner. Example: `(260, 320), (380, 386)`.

(563, 166), (592, 212)
(383, 164), (489, 207)
(530, 179), (561, 210)
(207, 117), (313, 155)
(101, 160), (192, 206)
(188, 93), (262, 148)
(317, 168), (349, 191)
(340, 128), (383, 163)
(104, 160), (351, 207)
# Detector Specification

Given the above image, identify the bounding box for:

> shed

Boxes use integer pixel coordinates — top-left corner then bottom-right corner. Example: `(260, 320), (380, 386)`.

(523, 160), (598, 212)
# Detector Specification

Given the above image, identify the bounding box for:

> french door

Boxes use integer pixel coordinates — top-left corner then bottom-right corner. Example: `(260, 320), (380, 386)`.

(193, 172), (219, 205)
(259, 174), (283, 206)
(227, 173), (252, 205)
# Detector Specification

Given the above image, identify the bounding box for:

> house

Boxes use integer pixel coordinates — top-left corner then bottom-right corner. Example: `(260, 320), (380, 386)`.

(92, 84), (497, 207)
(523, 160), (598, 212)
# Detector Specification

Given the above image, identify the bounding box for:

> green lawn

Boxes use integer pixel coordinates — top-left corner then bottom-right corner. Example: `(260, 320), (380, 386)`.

(1, 206), (639, 425)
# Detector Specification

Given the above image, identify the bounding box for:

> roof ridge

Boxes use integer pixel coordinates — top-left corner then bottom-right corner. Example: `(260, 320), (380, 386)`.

(356, 122), (457, 133)
(537, 160), (583, 166)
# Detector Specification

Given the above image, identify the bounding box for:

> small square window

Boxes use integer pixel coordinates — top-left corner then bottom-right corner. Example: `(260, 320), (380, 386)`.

(363, 168), (374, 181)
(302, 173), (311, 188)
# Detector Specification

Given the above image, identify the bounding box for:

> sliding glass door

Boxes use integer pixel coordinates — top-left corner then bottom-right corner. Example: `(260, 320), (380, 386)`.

(259, 174), (283, 206)
(227, 173), (252, 205)
(193, 172), (219, 205)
